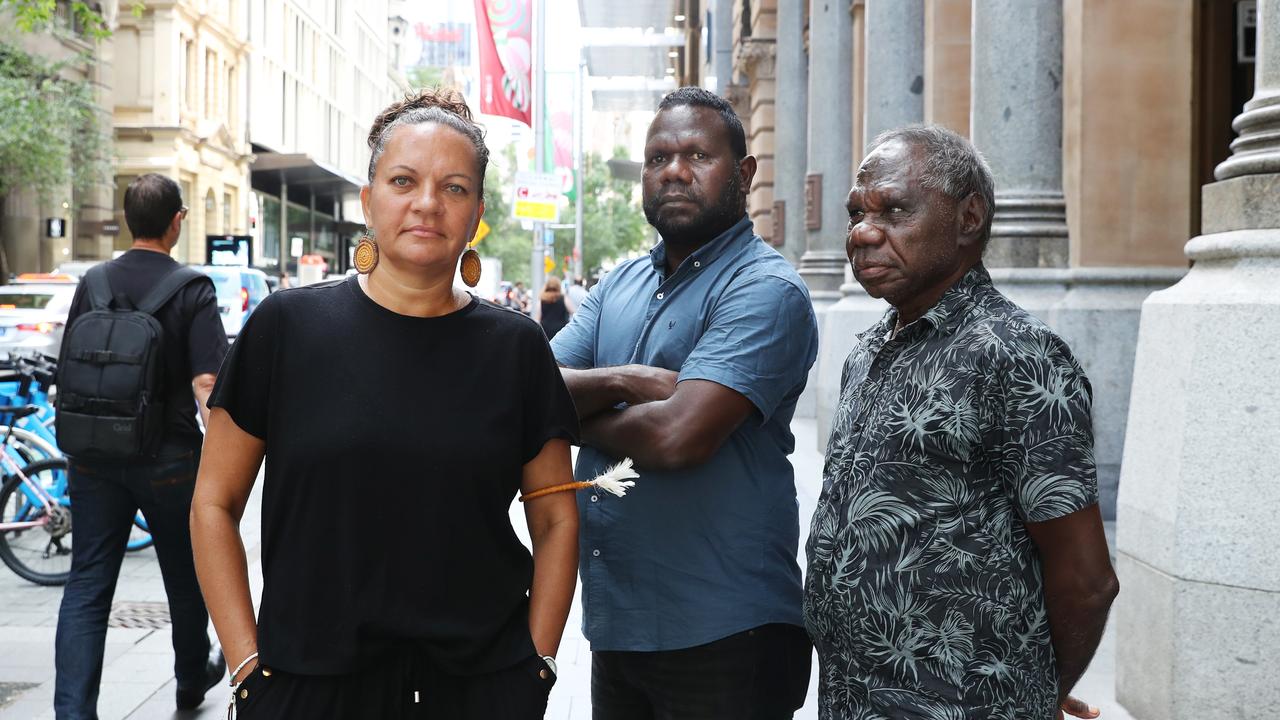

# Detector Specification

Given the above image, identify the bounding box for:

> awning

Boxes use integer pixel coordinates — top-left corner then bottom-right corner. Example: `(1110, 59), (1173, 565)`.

(250, 151), (365, 197)
(580, 1), (685, 112)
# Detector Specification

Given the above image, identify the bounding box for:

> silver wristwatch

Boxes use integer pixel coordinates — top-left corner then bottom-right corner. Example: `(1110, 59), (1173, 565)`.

(541, 655), (557, 677)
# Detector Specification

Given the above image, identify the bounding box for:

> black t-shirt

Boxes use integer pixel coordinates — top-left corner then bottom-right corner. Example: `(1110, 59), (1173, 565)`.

(539, 297), (569, 340)
(209, 276), (579, 676)
(63, 250), (228, 458)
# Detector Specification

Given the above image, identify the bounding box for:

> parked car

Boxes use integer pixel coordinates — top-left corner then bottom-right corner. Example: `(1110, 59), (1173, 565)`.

(0, 277), (78, 358)
(53, 261), (102, 280)
(195, 266), (271, 338)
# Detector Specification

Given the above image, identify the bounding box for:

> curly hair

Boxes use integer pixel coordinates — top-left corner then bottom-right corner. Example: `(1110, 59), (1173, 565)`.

(366, 88), (490, 192)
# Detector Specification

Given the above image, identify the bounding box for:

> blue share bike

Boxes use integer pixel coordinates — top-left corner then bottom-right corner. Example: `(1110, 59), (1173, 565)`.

(0, 354), (153, 586)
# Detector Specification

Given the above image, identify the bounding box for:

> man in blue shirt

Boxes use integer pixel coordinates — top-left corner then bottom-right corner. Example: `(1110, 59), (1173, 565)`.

(551, 87), (819, 719)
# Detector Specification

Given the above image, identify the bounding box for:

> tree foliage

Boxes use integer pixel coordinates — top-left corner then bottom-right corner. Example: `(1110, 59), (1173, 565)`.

(1, 0), (143, 40)
(476, 145), (531, 285)
(550, 147), (652, 282)
(0, 0), (141, 203)
(0, 42), (108, 202)
(477, 146), (650, 286)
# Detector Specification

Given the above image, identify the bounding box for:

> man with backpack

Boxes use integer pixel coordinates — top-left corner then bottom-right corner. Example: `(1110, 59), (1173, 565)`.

(53, 174), (229, 718)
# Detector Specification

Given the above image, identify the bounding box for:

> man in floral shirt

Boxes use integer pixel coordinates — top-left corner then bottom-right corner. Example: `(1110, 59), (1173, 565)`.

(804, 125), (1119, 720)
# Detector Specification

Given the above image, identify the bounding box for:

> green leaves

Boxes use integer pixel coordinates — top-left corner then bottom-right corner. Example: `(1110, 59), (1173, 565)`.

(0, 0), (144, 41)
(481, 146), (650, 286)
(0, 43), (109, 203)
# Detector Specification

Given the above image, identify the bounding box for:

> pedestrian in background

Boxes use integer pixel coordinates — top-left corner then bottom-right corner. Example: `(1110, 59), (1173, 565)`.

(564, 276), (588, 314)
(551, 87), (818, 720)
(190, 89), (579, 720)
(513, 280), (531, 314)
(53, 174), (228, 718)
(804, 125), (1116, 720)
(536, 276), (569, 340)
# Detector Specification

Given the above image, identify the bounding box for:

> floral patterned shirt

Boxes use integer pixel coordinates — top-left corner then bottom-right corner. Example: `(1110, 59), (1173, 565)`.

(803, 265), (1098, 720)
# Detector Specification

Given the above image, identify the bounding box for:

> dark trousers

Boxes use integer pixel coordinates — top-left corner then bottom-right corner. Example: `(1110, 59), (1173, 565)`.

(54, 451), (212, 720)
(234, 652), (556, 719)
(591, 623), (813, 720)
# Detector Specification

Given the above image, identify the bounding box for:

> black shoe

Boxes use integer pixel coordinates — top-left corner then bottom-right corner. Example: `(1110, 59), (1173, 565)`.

(175, 652), (227, 710)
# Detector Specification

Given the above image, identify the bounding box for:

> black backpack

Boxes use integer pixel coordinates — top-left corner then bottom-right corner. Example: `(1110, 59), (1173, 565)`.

(56, 263), (209, 460)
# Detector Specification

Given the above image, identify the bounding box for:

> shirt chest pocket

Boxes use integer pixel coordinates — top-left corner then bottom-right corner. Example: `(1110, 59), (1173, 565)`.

(640, 313), (703, 371)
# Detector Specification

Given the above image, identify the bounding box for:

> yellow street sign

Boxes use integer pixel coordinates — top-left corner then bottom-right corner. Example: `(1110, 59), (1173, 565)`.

(544, 256), (555, 274)
(515, 200), (558, 221)
(472, 219), (490, 245)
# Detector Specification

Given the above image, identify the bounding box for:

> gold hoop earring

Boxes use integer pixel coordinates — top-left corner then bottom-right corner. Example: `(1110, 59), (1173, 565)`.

(460, 244), (481, 287)
(353, 231), (378, 274)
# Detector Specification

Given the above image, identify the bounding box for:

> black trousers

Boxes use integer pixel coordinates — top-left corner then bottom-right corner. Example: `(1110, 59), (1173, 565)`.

(233, 652), (555, 720)
(591, 623), (813, 720)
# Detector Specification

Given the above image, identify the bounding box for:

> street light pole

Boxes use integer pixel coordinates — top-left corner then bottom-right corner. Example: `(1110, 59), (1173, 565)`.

(530, 0), (546, 313)
(573, 56), (585, 283)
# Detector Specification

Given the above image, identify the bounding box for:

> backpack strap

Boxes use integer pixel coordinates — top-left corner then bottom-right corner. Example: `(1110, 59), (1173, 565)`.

(81, 265), (115, 312)
(137, 266), (209, 316)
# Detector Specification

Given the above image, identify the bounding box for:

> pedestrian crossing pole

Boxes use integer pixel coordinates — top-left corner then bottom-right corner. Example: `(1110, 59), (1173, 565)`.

(573, 56), (585, 283)
(530, 0), (547, 314)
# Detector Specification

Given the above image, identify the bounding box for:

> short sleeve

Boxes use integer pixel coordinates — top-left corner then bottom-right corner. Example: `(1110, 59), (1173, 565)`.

(549, 279), (603, 369)
(185, 279), (229, 377)
(678, 275), (818, 424)
(999, 330), (1100, 523)
(208, 293), (279, 440)
(522, 324), (581, 463)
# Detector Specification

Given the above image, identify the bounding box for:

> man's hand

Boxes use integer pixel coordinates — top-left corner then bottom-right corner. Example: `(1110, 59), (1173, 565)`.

(579, 378), (755, 471)
(1059, 695), (1100, 719)
(559, 365), (678, 419)
(616, 365), (678, 406)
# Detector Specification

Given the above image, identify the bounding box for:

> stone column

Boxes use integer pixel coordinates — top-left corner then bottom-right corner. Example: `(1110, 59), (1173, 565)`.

(863, 0), (925, 145)
(1115, 1), (1280, 717)
(813, 0), (925, 444)
(798, 0), (853, 304)
(771, 0), (806, 266)
(970, 0), (1067, 268)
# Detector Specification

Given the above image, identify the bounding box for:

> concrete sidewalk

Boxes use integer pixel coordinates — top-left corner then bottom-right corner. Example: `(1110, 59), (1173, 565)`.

(0, 418), (1133, 719)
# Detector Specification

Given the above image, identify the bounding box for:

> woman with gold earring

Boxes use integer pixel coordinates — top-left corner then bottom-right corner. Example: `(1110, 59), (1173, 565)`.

(190, 89), (579, 719)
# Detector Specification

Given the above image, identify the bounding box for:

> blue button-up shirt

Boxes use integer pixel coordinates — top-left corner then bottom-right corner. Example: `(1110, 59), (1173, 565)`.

(551, 216), (819, 652)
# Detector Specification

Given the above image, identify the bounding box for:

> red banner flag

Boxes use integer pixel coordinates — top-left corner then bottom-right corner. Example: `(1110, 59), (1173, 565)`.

(474, 0), (532, 127)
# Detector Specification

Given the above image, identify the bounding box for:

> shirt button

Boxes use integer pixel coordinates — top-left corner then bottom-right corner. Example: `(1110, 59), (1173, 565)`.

(592, 549), (601, 557)
(656, 292), (664, 300)
(591, 495), (599, 502)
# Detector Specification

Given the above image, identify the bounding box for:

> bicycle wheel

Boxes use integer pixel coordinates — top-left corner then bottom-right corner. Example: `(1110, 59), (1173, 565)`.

(126, 512), (153, 552)
(0, 457), (72, 586)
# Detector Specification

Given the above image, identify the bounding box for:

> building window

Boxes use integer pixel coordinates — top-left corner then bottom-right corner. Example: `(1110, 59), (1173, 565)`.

(223, 191), (234, 234)
(178, 35), (186, 108)
(261, 193), (281, 266)
(228, 66), (238, 131)
(179, 178), (195, 260)
(205, 49), (217, 116)
(185, 40), (198, 110)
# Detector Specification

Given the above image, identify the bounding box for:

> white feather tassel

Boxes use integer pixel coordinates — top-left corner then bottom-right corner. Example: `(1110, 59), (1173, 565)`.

(587, 458), (639, 497)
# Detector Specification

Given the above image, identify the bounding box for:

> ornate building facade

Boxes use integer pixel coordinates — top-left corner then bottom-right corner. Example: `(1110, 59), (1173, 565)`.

(111, 0), (254, 264)
(676, 0), (1262, 529)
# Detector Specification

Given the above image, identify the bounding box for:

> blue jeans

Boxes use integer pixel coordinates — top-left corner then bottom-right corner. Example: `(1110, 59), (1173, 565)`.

(53, 451), (212, 720)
